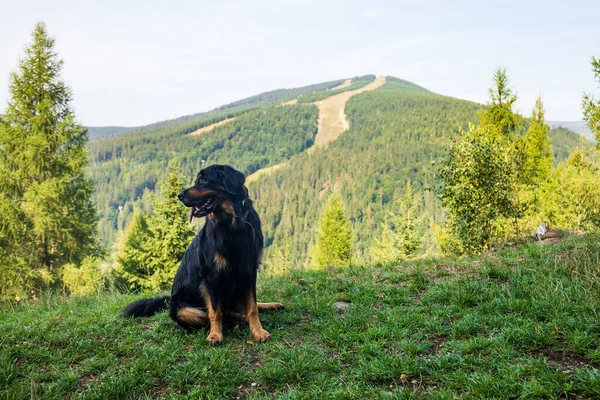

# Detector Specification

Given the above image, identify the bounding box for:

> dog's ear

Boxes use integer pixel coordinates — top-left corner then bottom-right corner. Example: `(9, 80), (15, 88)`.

(220, 166), (245, 195)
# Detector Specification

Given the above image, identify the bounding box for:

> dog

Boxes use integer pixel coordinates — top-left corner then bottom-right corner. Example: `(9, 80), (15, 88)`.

(123, 164), (284, 344)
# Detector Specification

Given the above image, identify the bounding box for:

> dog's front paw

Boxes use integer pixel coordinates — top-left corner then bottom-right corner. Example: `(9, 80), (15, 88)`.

(271, 303), (285, 310)
(252, 328), (272, 342)
(207, 332), (223, 345)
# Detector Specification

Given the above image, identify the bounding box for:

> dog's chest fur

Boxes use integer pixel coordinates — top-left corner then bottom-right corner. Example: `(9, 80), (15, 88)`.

(203, 219), (258, 277)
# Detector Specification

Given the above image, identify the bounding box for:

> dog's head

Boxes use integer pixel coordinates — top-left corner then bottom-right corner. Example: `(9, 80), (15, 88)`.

(178, 164), (246, 222)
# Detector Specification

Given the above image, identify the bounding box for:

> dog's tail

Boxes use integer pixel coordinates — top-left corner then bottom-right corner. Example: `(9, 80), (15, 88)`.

(123, 296), (170, 317)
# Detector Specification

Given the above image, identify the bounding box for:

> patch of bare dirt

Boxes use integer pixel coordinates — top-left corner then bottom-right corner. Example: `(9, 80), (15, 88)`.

(538, 348), (597, 371)
(188, 117), (236, 136)
(245, 162), (286, 183)
(280, 99), (298, 106)
(428, 336), (449, 356)
(329, 79), (351, 91)
(312, 76), (386, 148)
(79, 373), (99, 389)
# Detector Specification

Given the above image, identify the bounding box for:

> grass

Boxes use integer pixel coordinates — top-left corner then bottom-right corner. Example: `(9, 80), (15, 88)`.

(2, 234), (600, 399)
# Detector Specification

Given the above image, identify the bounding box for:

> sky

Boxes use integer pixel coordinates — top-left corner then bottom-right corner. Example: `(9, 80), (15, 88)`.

(0, 0), (599, 127)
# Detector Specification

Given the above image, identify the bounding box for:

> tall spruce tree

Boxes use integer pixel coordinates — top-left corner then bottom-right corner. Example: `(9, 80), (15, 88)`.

(115, 209), (152, 289)
(0, 23), (97, 299)
(479, 68), (520, 138)
(116, 166), (195, 291)
(582, 56), (600, 144)
(522, 98), (554, 186)
(312, 193), (352, 269)
(145, 165), (196, 290)
(371, 180), (425, 264)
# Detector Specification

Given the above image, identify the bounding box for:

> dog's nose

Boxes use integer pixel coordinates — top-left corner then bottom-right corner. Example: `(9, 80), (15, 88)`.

(177, 191), (184, 200)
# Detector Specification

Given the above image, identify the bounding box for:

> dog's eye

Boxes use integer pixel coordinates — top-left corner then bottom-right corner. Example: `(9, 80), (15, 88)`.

(197, 179), (207, 184)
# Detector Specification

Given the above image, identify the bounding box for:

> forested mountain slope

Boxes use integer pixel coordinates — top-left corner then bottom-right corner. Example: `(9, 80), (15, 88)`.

(89, 104), (319, 243)
(248, 78), (585, 267)
(86, 76), (375, 141)
(86, 75), (584, 259)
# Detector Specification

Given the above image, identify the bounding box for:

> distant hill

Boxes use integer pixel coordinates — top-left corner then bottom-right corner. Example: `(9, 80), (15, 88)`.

(86, 76), (375, 141)
(548, 121), (594, 141)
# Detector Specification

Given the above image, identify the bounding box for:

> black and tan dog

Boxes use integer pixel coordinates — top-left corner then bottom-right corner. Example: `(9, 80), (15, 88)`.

(123, 164), (283, 344)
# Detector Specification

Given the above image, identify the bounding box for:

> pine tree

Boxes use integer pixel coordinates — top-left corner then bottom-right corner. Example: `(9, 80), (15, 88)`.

(479, 68), (520, 138)
(115, 209), (152, 289)
(582, 57), (600, 144)
(437, 123), (516, 254)
(522, 98), (554, 186)
(116, 166), (195, 291)
(312, 193), (352, 269)
(146, 165), (196, 290)
(538, 137), (600, 231)
(0, 23), (97, 299)
(371, 181), (425, 264)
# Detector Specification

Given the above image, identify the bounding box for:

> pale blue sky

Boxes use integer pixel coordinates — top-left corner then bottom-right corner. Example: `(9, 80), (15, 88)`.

(0, 0), (598, 126)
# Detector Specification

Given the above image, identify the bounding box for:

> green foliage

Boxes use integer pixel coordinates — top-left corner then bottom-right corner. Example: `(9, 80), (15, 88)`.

(437, 123), (517, 254)
(60, 257), (108, 297)
(371, 180), (425, 264)
(582, 56), (600, 144)
(0, 23), (98, 300)
(89, 104), (318, 244)
(522, 98), (554, 186)
(251, 86), (482, 267)
(538, 140), (600, 231)
(312, 193), (352, 269)
(116, 166), (195, 291)
(115, 209), (152, 289)
(479, 68), (520, 137)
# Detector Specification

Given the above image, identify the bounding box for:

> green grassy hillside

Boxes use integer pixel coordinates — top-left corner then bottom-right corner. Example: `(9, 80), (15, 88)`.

(2, 234), (599, 398)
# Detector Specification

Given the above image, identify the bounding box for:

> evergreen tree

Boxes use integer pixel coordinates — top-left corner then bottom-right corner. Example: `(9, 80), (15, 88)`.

(145, 165), (196, 290)
(312, 193), (352, 269)
(437, 123), (516, 254)
(479, 68), (520, 138)
(582, 57), (600, 144)
(371, 180), (425, 264)
(115, 209), (152, 289)
(116, 166), (195, 291)
(522, 98), (554, 185)
(0, 23), (97, 299)
(538, 137), (600, 231)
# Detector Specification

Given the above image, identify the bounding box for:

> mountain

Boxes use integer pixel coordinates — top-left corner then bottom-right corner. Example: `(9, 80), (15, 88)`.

(86, 76), (376, 141)
(86, 75), (586, 266)
(548, 121), (594, 141)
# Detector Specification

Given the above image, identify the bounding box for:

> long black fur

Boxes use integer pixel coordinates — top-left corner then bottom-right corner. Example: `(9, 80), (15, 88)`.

(123, 164), (264, 331)
(123, 296), (170, 317)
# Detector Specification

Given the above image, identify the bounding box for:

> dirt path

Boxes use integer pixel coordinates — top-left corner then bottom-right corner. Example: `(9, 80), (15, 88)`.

(245, 162), (286, 184)
(280, 99), (298, 106)
(246, 76), (386, 183)
(329, 79), (351, 91)
(313, 76), (386, 148)
(188, 117), (236, 136)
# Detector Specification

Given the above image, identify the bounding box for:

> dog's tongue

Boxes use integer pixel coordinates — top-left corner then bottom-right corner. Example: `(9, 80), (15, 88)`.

(188, 206), (196, 223)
